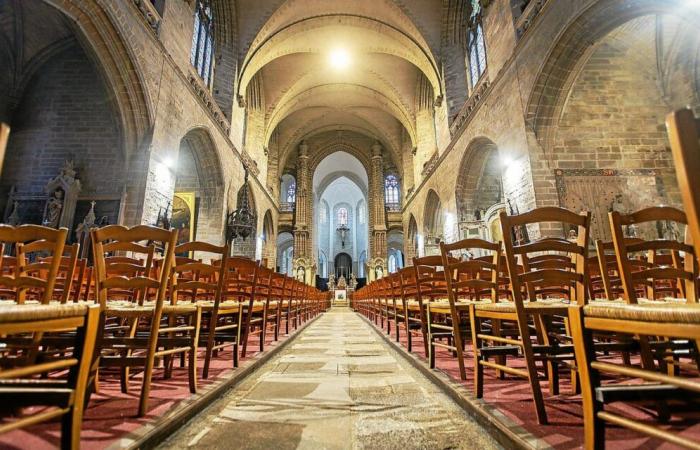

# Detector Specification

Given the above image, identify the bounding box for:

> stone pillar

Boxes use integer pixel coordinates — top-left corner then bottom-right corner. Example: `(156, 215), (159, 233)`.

(292, 142), (314, 284)
(369, 142), (387, 280)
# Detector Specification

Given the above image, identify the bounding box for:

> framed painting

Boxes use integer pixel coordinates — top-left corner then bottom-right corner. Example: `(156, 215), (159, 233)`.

(172, 192), (196, 255)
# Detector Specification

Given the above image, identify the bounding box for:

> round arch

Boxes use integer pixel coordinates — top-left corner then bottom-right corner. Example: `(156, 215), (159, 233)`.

(525, 0), (700, 152)
(45, 0), (153, 157)
(423, 189), (443, 244)
(176, 128), (226, 244)
(455, 137), (501, 221)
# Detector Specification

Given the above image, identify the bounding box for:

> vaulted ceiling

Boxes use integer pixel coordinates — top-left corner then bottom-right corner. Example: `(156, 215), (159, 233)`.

(231, 0), (454, 173)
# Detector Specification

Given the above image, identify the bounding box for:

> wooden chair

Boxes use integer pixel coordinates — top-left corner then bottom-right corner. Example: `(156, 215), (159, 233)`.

(413, 255), (462, 372)
(472, 207), (591, 424)
(223, 257), (263, 359)
(169, 241), (227, 379)
(0, 225), (68, 304)
(667, 108), (700, 257)
(609, 207), (697, 305)
(570, 302), (700, 449)
(91, 225), (197, 417)
(397, 266), (429, 356)
(439, 239), (501, 381)
(20, 242), (80, 304)
(0, 303), (100, 449)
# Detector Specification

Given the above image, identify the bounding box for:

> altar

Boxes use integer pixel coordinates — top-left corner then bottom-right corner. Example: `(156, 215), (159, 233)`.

(328, 272), (355, 307)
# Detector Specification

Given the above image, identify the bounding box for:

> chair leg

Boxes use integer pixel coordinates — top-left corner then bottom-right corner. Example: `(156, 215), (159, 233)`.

(138, 331), (159, 417)
(569, 306), (604, 449)
(61, 403), (83, 450)
(188, 308), (201, 394)
(470, 306), (484, 397)
(452, 311), (467, 381)
(519, 318), (548, 425)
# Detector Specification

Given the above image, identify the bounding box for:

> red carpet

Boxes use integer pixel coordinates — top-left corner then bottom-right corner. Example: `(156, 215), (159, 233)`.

(376, 318), (700, 449)
(0, 329), (287, 450)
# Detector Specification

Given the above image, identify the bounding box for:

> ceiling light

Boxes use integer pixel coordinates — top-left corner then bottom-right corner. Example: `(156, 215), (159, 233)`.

(329, 48), (351, 70)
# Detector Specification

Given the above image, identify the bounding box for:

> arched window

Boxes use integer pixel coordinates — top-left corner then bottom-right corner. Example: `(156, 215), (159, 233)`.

(286, 182), (296, 203)
(190, 0), (215, 88)
(319, 202), (327, 224)
(358, 203), (365, 224)
(337, 207), (348, 226)
(467, 1), (487, 89)
(384, 175), (400, 204)
(388, 254), (397, 274)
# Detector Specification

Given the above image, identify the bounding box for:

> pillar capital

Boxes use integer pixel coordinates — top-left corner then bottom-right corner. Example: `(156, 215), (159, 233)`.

(371, 142), (383, 159)
(299, 141), (309, 158)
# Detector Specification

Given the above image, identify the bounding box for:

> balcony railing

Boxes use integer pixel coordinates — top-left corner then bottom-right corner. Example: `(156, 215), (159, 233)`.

(385, 203), (401, 212)
(280, 202), (295, 213)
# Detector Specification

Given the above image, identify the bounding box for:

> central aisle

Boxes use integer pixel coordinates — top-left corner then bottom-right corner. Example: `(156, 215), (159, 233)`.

(161, 309), (500, 450)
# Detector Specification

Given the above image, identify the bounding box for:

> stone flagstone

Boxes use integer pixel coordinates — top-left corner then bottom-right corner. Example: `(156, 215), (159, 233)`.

(159, 309), (501, 450)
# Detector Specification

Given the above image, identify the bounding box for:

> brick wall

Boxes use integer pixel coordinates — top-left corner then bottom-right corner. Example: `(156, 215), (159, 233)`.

(1, 43), (123, 211)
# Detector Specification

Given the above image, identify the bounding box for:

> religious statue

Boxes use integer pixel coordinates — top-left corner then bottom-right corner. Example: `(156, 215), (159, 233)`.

(658, 220), (680, 241)
(328, 273), (336, 291)
(337, 274), (347, 289)
(349, 273), (357, 290)
(75, 201), (97, 241)
(43, 189), (64, 228)
(609, 194), (625, 213)
(375, 265), (384, 280)
(296, 266), (305, 282)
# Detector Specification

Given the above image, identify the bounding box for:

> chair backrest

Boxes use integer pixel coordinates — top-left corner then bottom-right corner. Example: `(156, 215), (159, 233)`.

(667, 108), (700, 257)
(170, 241), (228, 305)
(21, 241), (80, 304)
(0, 225), (67, 304)
(499, 207), (591, 307)
(609, 207), (697, 304)
(440, 238), (501, 303)
(91, 225), (177, 310)
(412, 255), (457, 302)
(223, 257), (260, 303)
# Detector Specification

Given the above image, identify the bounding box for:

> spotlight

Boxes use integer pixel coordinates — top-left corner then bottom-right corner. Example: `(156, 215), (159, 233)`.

(328, 48), (351, 70)
(500, 155), (514, 169)
(163, 156), (176, 170)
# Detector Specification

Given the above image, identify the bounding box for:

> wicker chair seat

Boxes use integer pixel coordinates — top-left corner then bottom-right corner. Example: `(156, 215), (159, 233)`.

(0, 303), (88, 322)
(583, 302), (700, 324)
(475, 299), (568, 314)
(105, 300), (197, 316)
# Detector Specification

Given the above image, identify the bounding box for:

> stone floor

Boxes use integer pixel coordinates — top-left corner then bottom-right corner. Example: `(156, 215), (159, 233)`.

(159, 308), (500, 450)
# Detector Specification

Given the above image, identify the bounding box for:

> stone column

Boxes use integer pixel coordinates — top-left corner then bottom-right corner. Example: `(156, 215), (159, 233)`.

(292, 142), (314, 284)
(368, 142), (387, 280)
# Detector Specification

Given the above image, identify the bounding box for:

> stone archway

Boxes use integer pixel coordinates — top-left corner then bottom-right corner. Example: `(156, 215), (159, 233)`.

(422, 190), (443, 255)
(455, 138), (502, 222)
(260, 210), (276, 268)
(175, 128), (226, 245)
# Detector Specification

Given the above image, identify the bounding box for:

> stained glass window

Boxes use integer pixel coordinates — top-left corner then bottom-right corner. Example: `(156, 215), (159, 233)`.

(385, 175), (400, 204)
(337, 208), (348, 226)
(190, 1), (215, 88)
(286, 182), (296, 203)
(319, 202), (327, 224)
(467, 1), (487, 89)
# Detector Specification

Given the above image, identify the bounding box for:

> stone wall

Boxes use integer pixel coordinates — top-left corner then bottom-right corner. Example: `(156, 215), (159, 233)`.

(1, 43), (124, 216)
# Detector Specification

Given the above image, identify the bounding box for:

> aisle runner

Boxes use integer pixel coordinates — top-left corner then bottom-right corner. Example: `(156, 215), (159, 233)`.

(161, 309), (499, 450)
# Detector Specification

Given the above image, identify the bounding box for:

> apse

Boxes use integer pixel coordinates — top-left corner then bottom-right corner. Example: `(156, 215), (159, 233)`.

(313, 151), (368, 280)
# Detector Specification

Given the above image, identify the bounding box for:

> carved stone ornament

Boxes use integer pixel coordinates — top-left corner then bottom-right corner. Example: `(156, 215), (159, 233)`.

(367, 256), (386, 282)
(43, 160), (81, 232)
(292, 256), (315, 285)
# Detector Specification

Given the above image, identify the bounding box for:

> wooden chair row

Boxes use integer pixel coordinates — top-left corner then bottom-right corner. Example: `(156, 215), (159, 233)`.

(0, 224), (328, 448)
(354, 199), (700, 447)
